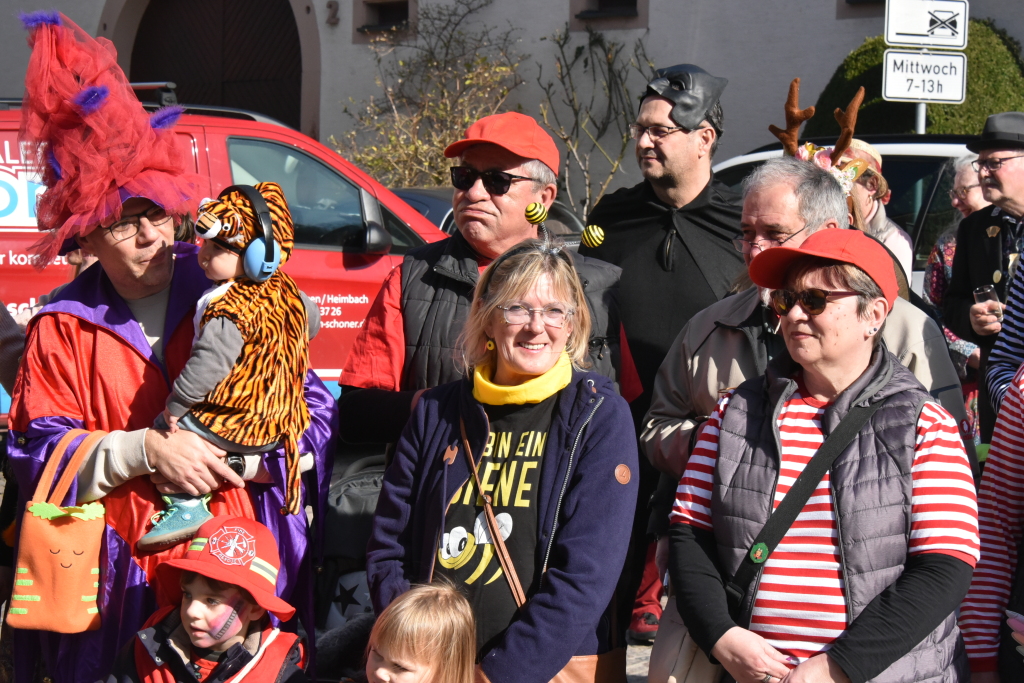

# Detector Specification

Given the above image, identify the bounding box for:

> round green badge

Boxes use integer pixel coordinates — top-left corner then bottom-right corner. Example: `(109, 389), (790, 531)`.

(750, 542), (769, 564)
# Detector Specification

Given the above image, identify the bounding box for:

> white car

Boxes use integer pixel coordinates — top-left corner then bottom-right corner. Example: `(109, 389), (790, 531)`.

(713, 134), (976, 293)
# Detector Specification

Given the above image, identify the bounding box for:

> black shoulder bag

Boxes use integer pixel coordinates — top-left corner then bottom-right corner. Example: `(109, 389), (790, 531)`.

(724, 399), (885, 620)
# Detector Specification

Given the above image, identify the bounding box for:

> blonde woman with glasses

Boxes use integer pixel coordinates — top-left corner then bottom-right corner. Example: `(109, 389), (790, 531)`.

(367, 238), (638, 683)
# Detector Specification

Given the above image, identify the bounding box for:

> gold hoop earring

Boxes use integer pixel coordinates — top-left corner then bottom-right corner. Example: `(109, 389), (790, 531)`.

(486, 340), (495, 350)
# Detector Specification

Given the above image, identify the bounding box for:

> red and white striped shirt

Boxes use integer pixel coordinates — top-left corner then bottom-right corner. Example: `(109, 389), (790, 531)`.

(960, 364), (1024, 672)
(672, 386), (979, 664)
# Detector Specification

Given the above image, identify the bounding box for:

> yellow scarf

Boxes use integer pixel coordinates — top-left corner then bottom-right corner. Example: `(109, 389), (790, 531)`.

(472, 352), (573, 405)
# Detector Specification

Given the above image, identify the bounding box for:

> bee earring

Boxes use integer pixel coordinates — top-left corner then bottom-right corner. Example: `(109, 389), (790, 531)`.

(486, 340), (496, 350)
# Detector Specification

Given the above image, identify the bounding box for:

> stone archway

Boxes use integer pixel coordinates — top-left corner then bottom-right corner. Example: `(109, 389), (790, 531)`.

(98, 0), (321, 136)
(130, 0), (301, 128)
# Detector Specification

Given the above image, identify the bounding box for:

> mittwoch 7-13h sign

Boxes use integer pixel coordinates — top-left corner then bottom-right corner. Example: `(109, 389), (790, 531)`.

(883, 50), (967, 103)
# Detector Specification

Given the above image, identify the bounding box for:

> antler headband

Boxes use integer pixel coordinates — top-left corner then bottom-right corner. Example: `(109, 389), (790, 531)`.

(768, 78), (815, 157)
(769, 79), (867, 195)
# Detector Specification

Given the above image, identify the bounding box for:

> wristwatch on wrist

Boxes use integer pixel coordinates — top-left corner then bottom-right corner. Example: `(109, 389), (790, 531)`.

(226, 454), (245, 478)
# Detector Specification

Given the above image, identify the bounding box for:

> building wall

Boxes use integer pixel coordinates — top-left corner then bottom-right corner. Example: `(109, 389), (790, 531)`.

(0, 0), (1020, 188)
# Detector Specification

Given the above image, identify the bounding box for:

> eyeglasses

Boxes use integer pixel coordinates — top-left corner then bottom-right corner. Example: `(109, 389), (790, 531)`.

(972, 155), (1024, 173)
(451, 167), (536, 196)
(105, 205), (171, 242)
(731, 224), (810, 253)
(769, 288), (859, 316)
(498, 302), (574, 328)
(629, 123), (686, 141)
(949, 183), (981, 201)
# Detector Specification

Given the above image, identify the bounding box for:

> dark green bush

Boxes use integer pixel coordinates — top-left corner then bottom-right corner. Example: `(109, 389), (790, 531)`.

(803, 18), (1024, 136)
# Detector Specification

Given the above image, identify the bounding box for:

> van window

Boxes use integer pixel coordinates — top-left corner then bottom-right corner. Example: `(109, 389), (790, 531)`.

(910, 162), (959, 272)
(228, 138), (365, 248)
(878, 157), (956, 271)
(378, 204), (420, 254)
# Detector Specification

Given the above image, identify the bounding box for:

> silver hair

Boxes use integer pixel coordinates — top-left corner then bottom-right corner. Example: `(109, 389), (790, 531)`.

(950, 153), (979, 177)
(742, 156), (849, 234)
(522, 159), (557, 188)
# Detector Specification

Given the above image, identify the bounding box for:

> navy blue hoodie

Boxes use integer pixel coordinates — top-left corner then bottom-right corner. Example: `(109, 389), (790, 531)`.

(366, 370), (638, 683)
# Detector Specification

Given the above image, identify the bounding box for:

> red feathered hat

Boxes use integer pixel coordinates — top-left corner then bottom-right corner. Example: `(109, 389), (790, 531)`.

(19, 11), (202, 264)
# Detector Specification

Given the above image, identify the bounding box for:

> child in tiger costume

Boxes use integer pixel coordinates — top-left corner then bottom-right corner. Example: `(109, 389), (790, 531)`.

(138, 182), (320, 551)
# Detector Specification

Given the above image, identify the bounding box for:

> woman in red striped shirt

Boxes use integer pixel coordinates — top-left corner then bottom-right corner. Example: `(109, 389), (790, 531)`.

(669, 229), (979, 683)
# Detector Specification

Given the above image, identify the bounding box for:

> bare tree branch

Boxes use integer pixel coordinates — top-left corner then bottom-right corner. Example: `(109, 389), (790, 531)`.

(537, 26), (655, 219)
(335, 0), (526, 188)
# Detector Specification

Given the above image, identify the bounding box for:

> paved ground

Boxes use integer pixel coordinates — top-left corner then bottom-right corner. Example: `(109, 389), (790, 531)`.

(627, 643), (653, 682)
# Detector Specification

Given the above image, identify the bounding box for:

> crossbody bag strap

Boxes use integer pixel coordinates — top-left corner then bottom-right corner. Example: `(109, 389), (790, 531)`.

(724, 399), (886, 619)
(459, 418), (527, 609)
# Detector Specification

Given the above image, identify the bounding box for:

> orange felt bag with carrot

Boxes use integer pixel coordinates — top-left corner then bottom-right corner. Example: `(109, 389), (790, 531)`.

(8, 429), (108, 633)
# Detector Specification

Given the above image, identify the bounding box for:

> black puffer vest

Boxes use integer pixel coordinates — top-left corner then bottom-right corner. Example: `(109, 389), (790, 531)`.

(714, 349), (969, 683)
(399, 231), (622, 390)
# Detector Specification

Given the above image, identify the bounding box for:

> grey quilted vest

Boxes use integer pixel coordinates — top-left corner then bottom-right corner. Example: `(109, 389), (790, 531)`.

(399, 231), (623, 390)
(714, 349), (969, 683)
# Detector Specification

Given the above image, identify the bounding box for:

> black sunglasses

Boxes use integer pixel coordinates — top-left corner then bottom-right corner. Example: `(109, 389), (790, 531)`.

(769, 288), (858, 316)
(450, 166), (535, 195)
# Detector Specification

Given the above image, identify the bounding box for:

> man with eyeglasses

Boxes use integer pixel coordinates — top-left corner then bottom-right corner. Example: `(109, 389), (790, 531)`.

(943, 112), (1024, 440)
(639, 157), (974, 597)
(338, 112), (630, 447)
(576, 64), (743, 644)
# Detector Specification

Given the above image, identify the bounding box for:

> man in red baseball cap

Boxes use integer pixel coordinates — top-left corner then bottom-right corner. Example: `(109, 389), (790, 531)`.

(337, 112), (631, 447)
(105, 516), (306, 682)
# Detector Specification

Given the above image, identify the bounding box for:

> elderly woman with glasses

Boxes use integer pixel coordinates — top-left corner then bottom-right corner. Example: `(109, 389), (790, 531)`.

(367, 239), (639, 683)
(668, 229), (979, 683)
(923, 154), (991, 446)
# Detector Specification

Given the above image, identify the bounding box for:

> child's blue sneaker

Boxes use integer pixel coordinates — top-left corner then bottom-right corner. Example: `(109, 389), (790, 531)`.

(137, 493), (214, 551)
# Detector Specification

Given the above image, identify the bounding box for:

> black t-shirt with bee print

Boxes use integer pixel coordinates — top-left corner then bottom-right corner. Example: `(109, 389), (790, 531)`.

(434, 394), (558, 655)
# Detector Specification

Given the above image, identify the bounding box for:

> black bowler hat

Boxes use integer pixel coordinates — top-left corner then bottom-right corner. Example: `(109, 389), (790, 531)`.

(642, 64), (728, 131)
(967, 112), (1024, 152)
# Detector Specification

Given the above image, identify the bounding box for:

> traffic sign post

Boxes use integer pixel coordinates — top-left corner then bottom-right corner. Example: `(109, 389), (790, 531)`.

(883, 0), (969, 129)
(885, 0), (969, 50)
(883, 50), (967, 104)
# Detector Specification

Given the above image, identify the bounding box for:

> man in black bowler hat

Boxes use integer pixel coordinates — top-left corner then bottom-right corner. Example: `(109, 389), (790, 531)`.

(577, 64), (744, 644)
(944, 112), (1024, 440)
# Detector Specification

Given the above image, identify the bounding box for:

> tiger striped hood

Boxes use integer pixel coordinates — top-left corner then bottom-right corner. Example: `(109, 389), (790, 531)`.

(194, 181), (295, 264)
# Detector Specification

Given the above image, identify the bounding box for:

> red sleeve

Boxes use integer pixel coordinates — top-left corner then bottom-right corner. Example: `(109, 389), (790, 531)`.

(618, 323), (643, 404)
(341, 267), (406, 391)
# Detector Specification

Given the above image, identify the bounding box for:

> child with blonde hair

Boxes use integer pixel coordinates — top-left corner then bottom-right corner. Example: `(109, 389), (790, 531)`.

(366, 584), (476, 683)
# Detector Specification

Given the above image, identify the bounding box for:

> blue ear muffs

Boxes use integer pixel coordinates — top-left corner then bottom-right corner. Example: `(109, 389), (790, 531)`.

(243, 234), (281, 282)
(219, 184), (280, 283)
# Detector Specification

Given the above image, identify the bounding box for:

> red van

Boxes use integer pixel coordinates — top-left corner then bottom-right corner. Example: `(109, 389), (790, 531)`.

(0, 102), (445, 411)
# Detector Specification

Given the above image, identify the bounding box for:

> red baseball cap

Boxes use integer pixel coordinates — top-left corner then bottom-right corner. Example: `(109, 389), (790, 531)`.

(748, 229), (898, 308)
(444, 112), (560, 176)
(159, 516), (295, 621)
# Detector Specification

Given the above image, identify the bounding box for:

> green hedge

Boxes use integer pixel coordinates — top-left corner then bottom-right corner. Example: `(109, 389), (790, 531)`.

(804, 19), (1024, 136)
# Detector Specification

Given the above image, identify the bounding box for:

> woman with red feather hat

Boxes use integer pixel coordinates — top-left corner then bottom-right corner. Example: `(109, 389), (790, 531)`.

(6, 12), (336, 682)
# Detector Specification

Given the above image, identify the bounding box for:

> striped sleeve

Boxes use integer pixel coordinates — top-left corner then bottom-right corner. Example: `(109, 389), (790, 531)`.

(960, 366), (1024, 672)
(670, 392), (732, 530)
(986, 259), (1024, 411)
(909, 401), (979, 564)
